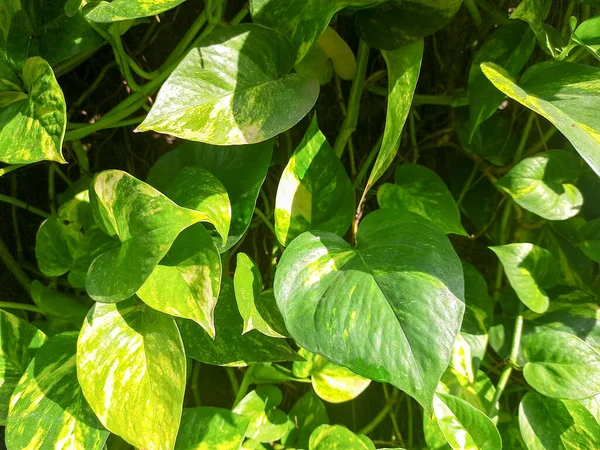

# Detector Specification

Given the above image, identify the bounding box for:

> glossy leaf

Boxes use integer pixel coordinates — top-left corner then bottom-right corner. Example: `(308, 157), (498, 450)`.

(0, 57), (66, 164)
(6, 332), (108, 450)
(147, 140), (273, 251)
(497, 151), (583, 221)
(77, 300), (186, 450)
(234, 253), (287, 338)
(177, 278), (299, 366)
(275, 209), (465, 410)
(233, 385), (290, 443)
(377, 164), (467, 235)
(282, 391), (329, 449)
(519, 392), (600, 450)
(433, 393), (502, 450)
(138, 24), (319, 145)
(468, 21), (535, 136)
(579, 218), (600, 263)
(175, 407), (250, 450)
(523, 329), (600, 399)
(86, 170), (201, 302)
(482, 61), (600, 177)
(490, 243), (559, 313)
(573, 16), (600, 61)
(308, 424), (373, 450)
(86, 0), (187, 22)
(0, 310), (47, 425)
(364, 40), (423, 194)
(275, 115), (354, 246)
(510, 0), (562, 57)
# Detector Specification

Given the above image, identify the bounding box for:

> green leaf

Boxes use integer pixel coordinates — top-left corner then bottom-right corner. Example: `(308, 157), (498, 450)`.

(137, 224), (222, 338)
(522, 329), (600, 399)
(177, 278), (300, 366)
(377, 164), (467, 235)
(468, 21), (535, 136)
(65, 0), (83, 17)
(579, 393), (600, 424)
(432, 393), (502, 450)
(295, 42), (334, 86)
(30, 280), (89, 325)
(85, 0), (187, 22)
(364, 40), (423, 193)
(481, 61), (600, 177)
(510, 0), (563, 57)
(233, 385), (291, 443)
(77, 299), (186, 450)
(282, 391), (329, 449)
(175, 407), (250, 450)
(138, 24), (319, 145)
(6, 332), (108, 450)
(147, 140), (273, 251)
(274, 209), (465, 410)
(86, 170), (201, 302)
(490, 243), (559, 313)
(355, 0), (462, 50)
(497, 151), (583, 221)
(293, 348), (371, 403)
(573, 16), (600, 61)
(234, 253), (287, 338)
(249, 0), (383, 61)
(0, 57), (66, 164)
(308, 424), (373, 450)
(519, 392), (600, 450)
(438, 369), (497, 415)
(0, 310), (46, 425)
(580, 219), (600, 263)
(275, 115), (354, 246)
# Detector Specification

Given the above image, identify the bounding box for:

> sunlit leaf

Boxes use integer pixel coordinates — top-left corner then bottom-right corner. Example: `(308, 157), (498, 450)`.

(308, 424), (374, 450)
(572, 16), (600, 61)
(175, 407), (250, 450)
(282, 391), (329, 449)
(85, 0), (188, 22)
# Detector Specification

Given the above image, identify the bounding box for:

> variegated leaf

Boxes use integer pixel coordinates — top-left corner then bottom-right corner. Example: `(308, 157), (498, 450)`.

(85, 0), (188, 22)
(175, 407), (250, 450)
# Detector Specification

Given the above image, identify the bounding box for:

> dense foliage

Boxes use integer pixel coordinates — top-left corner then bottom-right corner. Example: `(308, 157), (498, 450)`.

(2, 0), (600, 448)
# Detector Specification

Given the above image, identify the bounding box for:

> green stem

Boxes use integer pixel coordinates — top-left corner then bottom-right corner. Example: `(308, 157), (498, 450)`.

(0, 193), (50, 218)
(358, 403), (392, 435)
(254, 208), (278, 241)
(191, 361), (202, 406)
(227, 367), (240, 399)
(233, 365), (255, 407)
(0, 235), (32, 294)
(333, 39), (370, 158)
(464, 0), (483, 27)
(0, 165), (25, 177)
(457, 162), (479, 207)
(111, 29), (142, 92)
(514, 113), (535, 163)
(0, 302), (45, 314)
(353, 134), (383, 189)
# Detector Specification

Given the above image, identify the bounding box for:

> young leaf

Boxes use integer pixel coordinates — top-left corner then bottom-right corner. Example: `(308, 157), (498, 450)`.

(481, 61), (600, 177)
(468, 21), (535, 136)
(579, 218), (600, 263)
(432, 393), (502, 450)
(6, 332), (109, 450)
(522, 329), (600, 399)
(175, 407), (250, 450)
(364, 40), (423, 194)
(147, 140), (273, 251)
(77, 299), (186, 450)
(490, 244), (559, 314)
(138, 24), (319, 145)
(0, 310), (47, 425)
(510, 0), (563, 57)
(274, 209), (465, 410)
(275, 115), (354, 246)
(519, 392), (600, 450)
(282, 391), (329, 449)
(86, 170), (201, 302)
(377, 164), (467, 235)
(137, 224), (222, 338)
(85, 0), (187, 22)
(177, 278), (300, 366)
(497, 151), (583, 221)
(233, 385), (291, 443)
(0, 57), (66, 164)
(234, 253), (287, 338)
(293, 348), (371, 403)
(308, 424), (374, 450)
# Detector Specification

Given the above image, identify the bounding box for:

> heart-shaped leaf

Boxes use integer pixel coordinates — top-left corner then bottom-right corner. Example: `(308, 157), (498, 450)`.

(147, 140), (273, 251)
(274, 208), (465, 410)
(175, 407), (250, 450)
(138, 24), (319, 145)
(308, 424), (374, 450)
(377, 164), (467, 235)
(85, 0), (188, 22)
(490, 243), (559, 314)
(0, 57), (66, 164)
(497, 151), (583, 221)
(77, 299), (186, 450)
(275, 115), (354, 246)
(282, 391), (329, 449)
(6, 332), (109, 450)
(481, 61), (600, 177)
(86, 170), (201, 302)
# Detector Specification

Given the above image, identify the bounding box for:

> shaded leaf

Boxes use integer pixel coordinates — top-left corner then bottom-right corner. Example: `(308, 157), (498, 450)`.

(175, 407), (250, 450)
(510, 0), (563, 57)
(573, 16), (600, 61)
(580, 218), (600, 263)
(30, 280), (89, 325)
(282, 391), (329, 449)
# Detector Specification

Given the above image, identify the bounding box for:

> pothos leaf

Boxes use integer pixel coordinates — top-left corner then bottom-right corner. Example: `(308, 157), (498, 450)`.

(275, 209), (465, 411)
(579, 219), (600, 263)
(77, 299), (186, 450)
(175, 407), (250, 450)
(6, 332), (109, 450)
(0, 310), (47, 425)
(0, 57), (66, 164)
(510, 0), (562, 57)
(85, 0), (188, 22)
(282, 391), (329, 449)
(308, 424), (374, 450)
(275, 114), (354, 246)
(138, 24), (319, 145)
(86, 170), (201, 303)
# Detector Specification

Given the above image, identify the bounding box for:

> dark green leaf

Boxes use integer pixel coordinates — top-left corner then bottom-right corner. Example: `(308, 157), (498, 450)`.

(510, 0), (563, 57)
(580, 219), (600, 263)
(30, 280), (89, 325)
